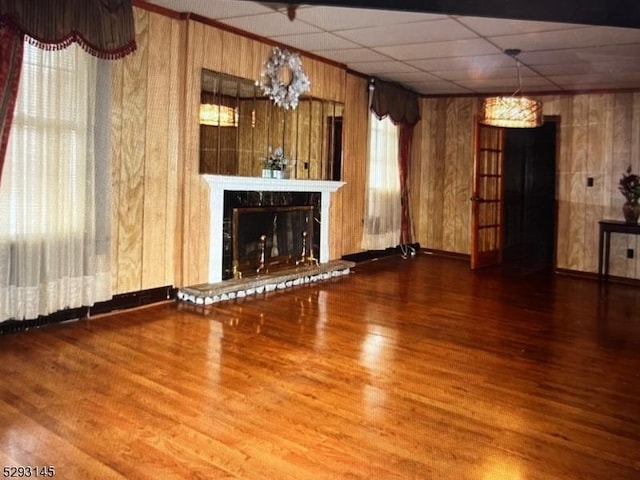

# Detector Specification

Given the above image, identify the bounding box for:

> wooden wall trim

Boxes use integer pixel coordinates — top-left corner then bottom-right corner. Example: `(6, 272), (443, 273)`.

(0, 286), (176, 335)
(421, 249), (471, 261)
(132, 0), (180, 18)
(555, 268), (640, 287)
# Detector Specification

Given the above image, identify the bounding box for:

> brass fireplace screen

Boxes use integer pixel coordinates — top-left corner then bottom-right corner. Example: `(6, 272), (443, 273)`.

(232, 205), (317, 278)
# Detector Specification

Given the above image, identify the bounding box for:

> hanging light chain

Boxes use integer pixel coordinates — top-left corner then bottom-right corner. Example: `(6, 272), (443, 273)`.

(480, 48), (543, 128)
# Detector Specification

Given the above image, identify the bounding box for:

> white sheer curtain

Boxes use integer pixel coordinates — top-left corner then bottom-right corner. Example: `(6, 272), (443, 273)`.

(361, 112), (401, 250)
(0, 42), (112, 322)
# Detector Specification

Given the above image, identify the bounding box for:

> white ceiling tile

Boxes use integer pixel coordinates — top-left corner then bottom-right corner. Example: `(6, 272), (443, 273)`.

(519, 44), (640, 68)
(458, 75), (557, 92)
(455, 77), (519, 91)
(550, 72), (640, 86)
(491, 26), (640, 52)
(143, 1), (640, 95)
(433, 65), (538, 81)
(519, 77), (561, 89)
(221, 12), (321, 37)
(406, 53), (515, 72)
(334, 19), (476, 47)
(572, 44), (640, 62)
(406, 81), (473, 95)
(293, 6), (441, 31)
(557, 79), (640, 91)
(584, 26), (640, 45)
(272, 32), (360, 52)
(593, 61), (640, 74)
(457, 16), (587, 36)
(385, 71), (442, 82)
(533, 63), (595, 76)
(376, 38), (502, 60)
(517, 49), (585, 65)
(348, 61), (420, 75)
(312, 48), (390, 63)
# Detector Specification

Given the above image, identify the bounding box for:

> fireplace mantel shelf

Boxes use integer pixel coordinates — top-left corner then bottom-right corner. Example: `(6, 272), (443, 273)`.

(202, 175), (345, 193)
(202, 174), (346, 284)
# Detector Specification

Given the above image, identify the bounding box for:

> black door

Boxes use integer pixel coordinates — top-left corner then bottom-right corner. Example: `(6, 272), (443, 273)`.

(503, 121), (556, 270)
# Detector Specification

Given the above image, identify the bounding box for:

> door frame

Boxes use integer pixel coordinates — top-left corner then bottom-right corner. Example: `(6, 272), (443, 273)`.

(471, 118), (505, 269)
(470, 116), (560, 270)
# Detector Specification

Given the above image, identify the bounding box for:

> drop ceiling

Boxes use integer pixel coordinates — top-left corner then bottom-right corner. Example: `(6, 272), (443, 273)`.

(143, 0), (640, 96)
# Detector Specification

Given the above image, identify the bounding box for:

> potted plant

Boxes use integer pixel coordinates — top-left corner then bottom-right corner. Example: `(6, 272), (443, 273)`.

(261, 147), (289, 179)
(619, 165), (640, 223)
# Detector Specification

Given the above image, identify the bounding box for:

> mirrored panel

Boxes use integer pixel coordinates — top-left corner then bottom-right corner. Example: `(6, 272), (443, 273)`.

(200, 69), (344, 180)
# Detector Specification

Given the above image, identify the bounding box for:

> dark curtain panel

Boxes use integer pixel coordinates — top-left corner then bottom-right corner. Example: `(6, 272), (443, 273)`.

(370, 80), (420, 127)
(0, 0), (136, 59)
(398, 123), (414, 245)
(0, 27), (23, 184)
(370, 78), (419, 247)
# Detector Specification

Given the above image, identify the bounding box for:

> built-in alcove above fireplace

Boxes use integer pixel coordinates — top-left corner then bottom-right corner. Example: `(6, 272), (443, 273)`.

(202, 175), (345, 284)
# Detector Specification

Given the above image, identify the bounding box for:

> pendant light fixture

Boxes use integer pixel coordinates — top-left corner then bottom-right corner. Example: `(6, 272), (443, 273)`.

(480, 49), (543, 128)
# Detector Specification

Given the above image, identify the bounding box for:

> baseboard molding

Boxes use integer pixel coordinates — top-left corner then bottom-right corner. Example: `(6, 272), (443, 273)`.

(421, 248), (471, 261)
(90, 286), (177, 315)
(555, 268), (640, 287)
(342, 243), (421, 264)
(0, 286), (176, 335)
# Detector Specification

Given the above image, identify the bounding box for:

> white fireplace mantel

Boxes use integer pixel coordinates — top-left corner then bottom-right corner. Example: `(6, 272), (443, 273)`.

(202, 174), (345, 284)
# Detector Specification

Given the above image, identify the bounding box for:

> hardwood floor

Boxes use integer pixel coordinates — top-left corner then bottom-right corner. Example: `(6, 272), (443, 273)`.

(1, 254), (639, 479)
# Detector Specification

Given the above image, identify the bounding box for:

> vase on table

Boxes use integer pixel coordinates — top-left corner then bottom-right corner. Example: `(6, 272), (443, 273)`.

(622, 201), (640, 224)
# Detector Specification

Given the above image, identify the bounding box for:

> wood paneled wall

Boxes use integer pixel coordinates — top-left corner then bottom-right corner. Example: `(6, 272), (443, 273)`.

(412, 97), (478, 255)
(331, 73), (369, 258)
(414, 93), (640, 279)
(111, 6), (359, 292)
(113, 6), (640, 290)
(110, 8), (184, 294)
(545, 93), (640, 278)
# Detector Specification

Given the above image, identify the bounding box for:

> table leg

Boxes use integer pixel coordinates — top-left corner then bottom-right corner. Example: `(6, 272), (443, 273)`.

(603, 231), (611, 280)
(598, 226), (604, 280)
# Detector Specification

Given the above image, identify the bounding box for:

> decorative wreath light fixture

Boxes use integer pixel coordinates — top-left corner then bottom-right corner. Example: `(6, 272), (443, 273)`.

(480, 49), (543, 128)
(259, 47), (310, 110)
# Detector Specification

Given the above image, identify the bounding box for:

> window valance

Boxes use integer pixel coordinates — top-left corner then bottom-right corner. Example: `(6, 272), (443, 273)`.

(0, 0), (136, 59)
(370, 79), (420, 127)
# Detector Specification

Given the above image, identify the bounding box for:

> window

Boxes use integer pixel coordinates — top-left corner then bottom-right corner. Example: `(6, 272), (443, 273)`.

(367, 113), (399, 190)
(361, 113), (401, 250)
(0, 42), (95, 237)
(0, 42), (111, 322)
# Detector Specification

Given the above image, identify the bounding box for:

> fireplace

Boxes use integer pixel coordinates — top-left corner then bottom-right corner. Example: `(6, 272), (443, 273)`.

(223, 190), (322, 279)
(232, 205), (315, 278)
(202, 175), (345, 284)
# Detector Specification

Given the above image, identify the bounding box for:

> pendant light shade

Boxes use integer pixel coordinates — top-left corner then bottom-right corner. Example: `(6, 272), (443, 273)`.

(480, 49), (543, 128)
(481, 96), (543, 128)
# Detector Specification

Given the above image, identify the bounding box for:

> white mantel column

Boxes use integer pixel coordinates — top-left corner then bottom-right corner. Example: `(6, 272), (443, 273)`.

(202, 175), (345, 284)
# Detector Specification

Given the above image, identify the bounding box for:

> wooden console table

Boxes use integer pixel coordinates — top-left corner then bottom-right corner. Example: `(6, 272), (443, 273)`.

(598, 219), (640, 281)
